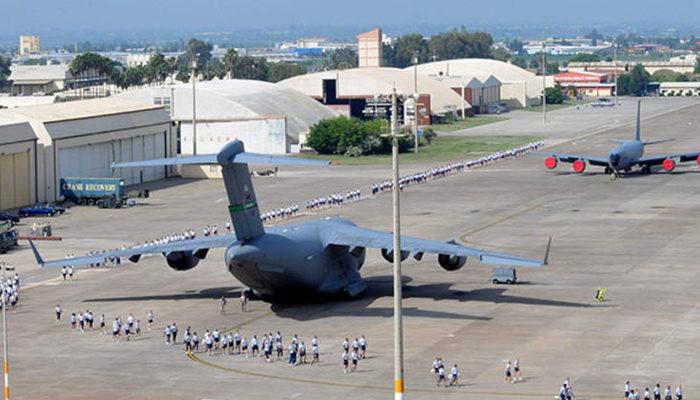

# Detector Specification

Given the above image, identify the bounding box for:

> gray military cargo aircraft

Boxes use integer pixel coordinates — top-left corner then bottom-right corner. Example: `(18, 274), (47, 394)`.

(30, 140), (549, 300)
(541, 101), (700, 180)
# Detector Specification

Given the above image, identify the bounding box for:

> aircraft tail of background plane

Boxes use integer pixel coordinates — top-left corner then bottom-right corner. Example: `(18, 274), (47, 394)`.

(112, 140), (329, 241)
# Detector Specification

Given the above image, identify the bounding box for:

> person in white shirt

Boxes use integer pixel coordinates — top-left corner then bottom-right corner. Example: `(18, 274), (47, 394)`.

(654, 384), (661, 400)
(504, 361), (512, 383)
(664, 385), (672, 400)
(513, 358), (521, 382)
(625, 381), (632, 399)
(675, 385), (682, 400)
(449, 364), (460, 386)
(55, 304), (62, 321)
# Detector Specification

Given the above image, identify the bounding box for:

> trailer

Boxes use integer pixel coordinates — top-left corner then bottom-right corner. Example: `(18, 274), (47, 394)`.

(60, 177), (126, 207)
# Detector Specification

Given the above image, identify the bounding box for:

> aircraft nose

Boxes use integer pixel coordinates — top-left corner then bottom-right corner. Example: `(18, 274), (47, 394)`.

(609, 153), (620, 167)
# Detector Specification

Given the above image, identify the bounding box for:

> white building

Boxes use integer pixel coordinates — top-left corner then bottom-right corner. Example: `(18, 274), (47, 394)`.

(0, 97), (174, 204)
(117, 79), (337, 177)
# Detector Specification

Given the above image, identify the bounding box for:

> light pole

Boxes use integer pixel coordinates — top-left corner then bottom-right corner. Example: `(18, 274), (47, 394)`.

(412, 53), (419, 154)
(542, 42), (547, 124)
(390, 88), (405, 400)
(0, 262), (13, 400)
(191, 57), (198, 155)
(613, 41), (619, 105)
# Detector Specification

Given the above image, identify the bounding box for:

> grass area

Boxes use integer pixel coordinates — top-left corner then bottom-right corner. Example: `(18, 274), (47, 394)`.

(296, 135), (542, 166)
(523, 98), (591, 112)
(432, 115), (508, 132)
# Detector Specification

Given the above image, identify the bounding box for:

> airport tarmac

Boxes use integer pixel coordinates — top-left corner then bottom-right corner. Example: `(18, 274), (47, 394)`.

(5, 97), (700, 399)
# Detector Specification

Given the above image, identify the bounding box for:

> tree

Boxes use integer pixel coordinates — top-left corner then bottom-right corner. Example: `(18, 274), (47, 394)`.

(145, 53), (175, 83)
(544, 86), (564, 104)
(505, 38), (524, 55)
(384, 33), (430, 68)
(268, 62), (306, 82)
(232, 56), (269, 81)
(569, 53), (601, 63)
(118, 65), (146, 88)
(220, 49), (239, 78)
(695, 58), (700, 74)
(617, 64), (651, 96)
(324, 48), (357, 70)
(178, 38), (213, 72)
(491, 47), (512, 62)
(70, 52), (119, 77)
(306, 116), (365, 155)
(0, 56), (10, 92)
(429, 29), (493, 61)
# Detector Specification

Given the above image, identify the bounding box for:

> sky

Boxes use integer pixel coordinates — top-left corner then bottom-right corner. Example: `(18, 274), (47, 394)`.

(2, 0), (700, 41)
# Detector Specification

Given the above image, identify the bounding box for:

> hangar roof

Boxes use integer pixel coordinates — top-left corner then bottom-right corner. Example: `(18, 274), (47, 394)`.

(0, 117), (36, 145)
(0, 97), (170, 142)
(411, 59), (544, 98)
(117, 79), (337, 141)
(279, 67), (470, 114)
(9, 64), (71, 83)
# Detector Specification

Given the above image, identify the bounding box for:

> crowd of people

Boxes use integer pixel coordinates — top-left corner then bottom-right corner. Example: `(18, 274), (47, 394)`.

(371, 140), (544, 195)
(0, 273), (20, 311)
(305, 189), (362, 212)
(431, 356), (461, 387)
(623, 381), (683, 400)
(178, 328), (329, 367)
(57, 305), (157, 342)
(261, 204), (300, 223)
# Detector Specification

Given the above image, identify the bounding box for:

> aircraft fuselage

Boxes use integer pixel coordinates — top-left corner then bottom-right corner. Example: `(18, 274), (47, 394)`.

(608, 140), (644, 172)
(225, 218), (367, 299)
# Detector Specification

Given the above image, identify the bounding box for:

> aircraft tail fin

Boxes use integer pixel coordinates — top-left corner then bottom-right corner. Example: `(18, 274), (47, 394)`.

(112, 140), (329, 241)
(634, 100), (641, 141)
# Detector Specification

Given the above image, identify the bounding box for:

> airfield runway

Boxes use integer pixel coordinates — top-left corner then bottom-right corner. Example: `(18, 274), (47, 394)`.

(5, 97), (700, 399)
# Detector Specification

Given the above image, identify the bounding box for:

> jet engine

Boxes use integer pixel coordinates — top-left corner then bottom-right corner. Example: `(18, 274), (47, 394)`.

(696, 155), (700, 166)
(381, 248), (409, 263)
(350, 246), (367, 270)
(572, 159), (586, 173)
(544, 156), (558, 169)
(165, 251), (200, 271)
(662, 158), (676, 172)
(438, 254), (467, 271)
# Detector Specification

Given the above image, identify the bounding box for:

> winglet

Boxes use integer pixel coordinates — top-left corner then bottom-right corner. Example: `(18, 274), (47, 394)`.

(28, 240), (45, 267)
(543, 237), (552, 266)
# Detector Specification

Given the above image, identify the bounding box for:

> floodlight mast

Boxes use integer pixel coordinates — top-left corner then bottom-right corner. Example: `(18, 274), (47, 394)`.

(390, 88), (405, 400)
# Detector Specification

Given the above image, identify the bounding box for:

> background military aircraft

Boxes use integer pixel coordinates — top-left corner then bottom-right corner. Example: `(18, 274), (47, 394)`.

(541, 101), (700, 179)
(31, 140), (548, 300)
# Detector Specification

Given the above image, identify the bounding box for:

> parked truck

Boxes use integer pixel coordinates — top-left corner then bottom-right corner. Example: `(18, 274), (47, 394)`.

(0, 221), (18, 254)
(60, 177), (126, 208)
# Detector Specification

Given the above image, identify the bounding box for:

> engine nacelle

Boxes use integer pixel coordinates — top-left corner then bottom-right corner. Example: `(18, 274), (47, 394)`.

(544, 156), (558, 169)
(696, 154), (700, 166)
(662, 158), (676, 172)
(350, 246), (367, 270)
(166, 251), (200, 271)
(572, 159), (586, 173)
(438, 254), (467, 271)
(381, 248), (409, 263)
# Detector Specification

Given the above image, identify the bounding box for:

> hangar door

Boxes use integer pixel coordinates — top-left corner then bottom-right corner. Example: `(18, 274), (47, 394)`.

(0, 151), (31, 209)
(58, 133), (166, 187)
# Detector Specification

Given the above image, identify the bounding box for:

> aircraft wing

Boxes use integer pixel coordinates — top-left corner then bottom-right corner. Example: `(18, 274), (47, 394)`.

(637, 152), (700, 167)
(542, 152), (609, 167)
(322, 223), (547, 267)
(29, 234), (237, 268)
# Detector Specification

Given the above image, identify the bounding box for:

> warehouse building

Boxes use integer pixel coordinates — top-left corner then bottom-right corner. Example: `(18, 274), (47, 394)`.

(0, 98), (174, 204)
(279, 67), (468, 124)
(117, 79), (336, 177)
(429, 73), (501, 114)
(412, 59), (549, 109)
(0, 117), (37, 209)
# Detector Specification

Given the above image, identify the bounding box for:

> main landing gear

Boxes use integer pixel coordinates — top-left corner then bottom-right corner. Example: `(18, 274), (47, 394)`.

(605, 167), (620, 181)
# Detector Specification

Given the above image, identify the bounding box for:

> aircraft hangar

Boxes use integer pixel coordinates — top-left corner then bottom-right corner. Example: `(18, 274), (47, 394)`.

(0, 97), (175, 205)
(0, 117), (37, 209)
